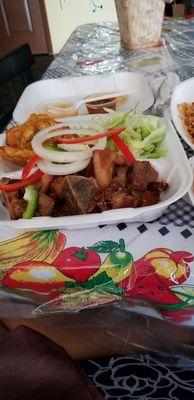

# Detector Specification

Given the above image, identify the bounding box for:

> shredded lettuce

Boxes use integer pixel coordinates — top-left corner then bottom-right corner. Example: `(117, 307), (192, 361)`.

(79, 109), (167, 159)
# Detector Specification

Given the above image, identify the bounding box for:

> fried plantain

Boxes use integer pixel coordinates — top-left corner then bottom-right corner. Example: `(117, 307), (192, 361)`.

(1, 113), (57, 166)
(6, 123), (35, 149)
(0, 146), (34, 167)
(28, 113), (56, 130)
(6, 113), (56, 150)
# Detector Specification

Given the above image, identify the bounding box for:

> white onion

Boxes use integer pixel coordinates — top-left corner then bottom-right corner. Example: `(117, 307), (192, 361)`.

(58, 137), (106, 152)
(31, 124), (107, 163)
(49, 149), (91, 163)
(93, 137), (107, 151)
(32, 123), (107, 175)
(58, 143), (90, 151)
(37, 158), (91, 176)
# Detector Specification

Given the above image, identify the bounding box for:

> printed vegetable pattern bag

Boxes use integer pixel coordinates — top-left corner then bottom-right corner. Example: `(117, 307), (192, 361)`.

(0, 219), (193, 325)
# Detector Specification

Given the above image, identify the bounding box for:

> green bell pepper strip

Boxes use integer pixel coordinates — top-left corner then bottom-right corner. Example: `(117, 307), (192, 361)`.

(22, 185), (39, 219)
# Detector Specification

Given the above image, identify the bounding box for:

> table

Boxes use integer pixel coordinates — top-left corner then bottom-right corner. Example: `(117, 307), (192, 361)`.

(1, 18), (194, 400)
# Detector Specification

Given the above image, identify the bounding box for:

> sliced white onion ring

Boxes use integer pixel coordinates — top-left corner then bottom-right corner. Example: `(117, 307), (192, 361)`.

(58, 137), (106, 152)
(58, 143), (90, 151)
(31, 123), (107, 163)
(37, 158), (91, 176)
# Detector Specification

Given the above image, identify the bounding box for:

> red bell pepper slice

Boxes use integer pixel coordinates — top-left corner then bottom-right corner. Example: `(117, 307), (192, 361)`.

(112, 135), (135, 166)
(0, 169), (43, 192)
(22, 155), (41, 180)
(54, 128), (125, 144)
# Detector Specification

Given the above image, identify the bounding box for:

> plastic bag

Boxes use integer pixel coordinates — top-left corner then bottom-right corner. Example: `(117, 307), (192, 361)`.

(0, 227), (193, 327)
(114, 0), (165, 49)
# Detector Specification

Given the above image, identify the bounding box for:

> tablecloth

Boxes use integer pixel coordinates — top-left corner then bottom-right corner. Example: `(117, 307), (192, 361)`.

(1, 17), (194, 400)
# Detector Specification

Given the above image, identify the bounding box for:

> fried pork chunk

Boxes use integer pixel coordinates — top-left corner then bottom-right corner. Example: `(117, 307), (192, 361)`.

(140, 191), (160, 207)
(132, 160), (159, 191)
(93, 149), (126, 189)
(35, 193), (55, 217)
(95, 183), (138, 211)
(2, 191), (27, 219)
(94, 155), (168, 211)
(0, 178), (26, 219)
(49, 175), (99, 215)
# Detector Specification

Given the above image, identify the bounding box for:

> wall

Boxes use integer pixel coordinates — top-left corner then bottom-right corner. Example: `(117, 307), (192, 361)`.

(44, 0), (117, 54)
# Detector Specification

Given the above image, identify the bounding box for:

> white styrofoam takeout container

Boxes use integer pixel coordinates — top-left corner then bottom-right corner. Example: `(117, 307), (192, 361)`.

(188, 156), (194, 206)
(171, 77), (194, 150)
(13, 72), (154, 124)
(0, 114), (192, 231)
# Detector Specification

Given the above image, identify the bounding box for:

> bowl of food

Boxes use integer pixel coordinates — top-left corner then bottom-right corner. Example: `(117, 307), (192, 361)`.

(0, 110), (192, 230)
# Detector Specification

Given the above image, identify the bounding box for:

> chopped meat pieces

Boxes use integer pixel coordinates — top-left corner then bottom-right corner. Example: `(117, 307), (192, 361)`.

(140, 191), (160, 207)
(0, 153), (169, 220)
(40, 174), (54, 194)
(52, 199), (71, 217)
(112, 165), (128, 185)
(4, 193), (26, 220)
(93, 149), (116, 189)
(0, 179), (27, 220)
(61, 175), (99, 214)
(83, 159), (94, 178)
(95, 184), (124, 211)
(132, 160), (158, 191)
(35, 193), (55, 217)
(96, 183), (138, 211)
(48, 176), (68, 199)
(114, 154), (127, 166)
(112, 194), (138, 209)
(93, 150), (127, 189)
(95, 159), (167, 212)
(148, 181), (168, 192)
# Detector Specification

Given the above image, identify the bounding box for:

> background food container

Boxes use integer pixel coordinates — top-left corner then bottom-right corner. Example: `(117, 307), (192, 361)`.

(114, 0), (165, 49)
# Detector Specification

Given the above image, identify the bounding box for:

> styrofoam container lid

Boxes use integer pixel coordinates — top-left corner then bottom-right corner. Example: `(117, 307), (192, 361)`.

(13, 72), (154, 124)
(0, 114), (192, 231)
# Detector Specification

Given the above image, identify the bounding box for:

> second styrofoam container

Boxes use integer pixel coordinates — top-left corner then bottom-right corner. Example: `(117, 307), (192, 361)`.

(171, 77), (194, 150)
(188, 156), (194, 206)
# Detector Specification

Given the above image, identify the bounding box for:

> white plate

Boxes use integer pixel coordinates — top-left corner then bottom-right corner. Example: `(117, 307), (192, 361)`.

(0, 114), (192, 231)
(188, 156), (194, 206)
(13, 72), (154, 124)
(171, 77), (194, 150)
